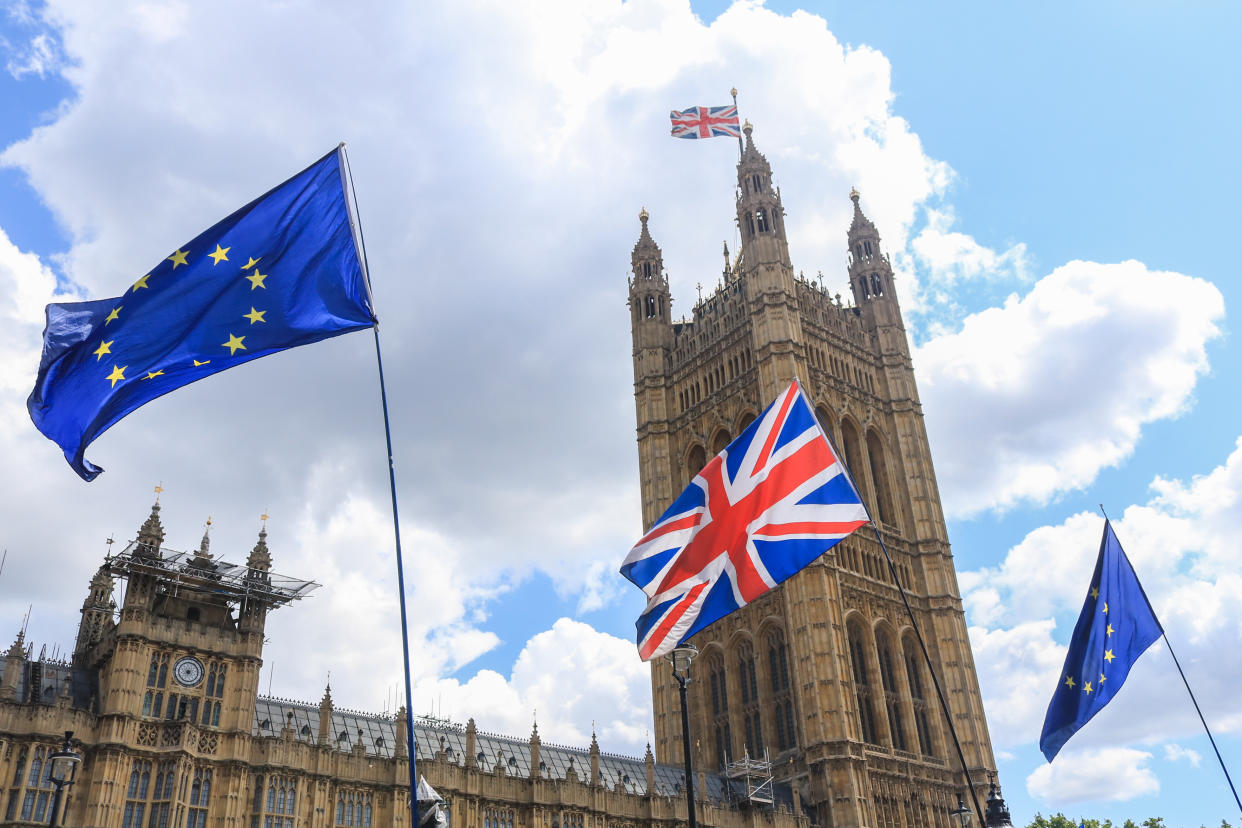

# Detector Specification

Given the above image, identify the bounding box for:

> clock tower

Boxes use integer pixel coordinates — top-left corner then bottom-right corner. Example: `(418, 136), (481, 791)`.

(71, 498), (317, 828)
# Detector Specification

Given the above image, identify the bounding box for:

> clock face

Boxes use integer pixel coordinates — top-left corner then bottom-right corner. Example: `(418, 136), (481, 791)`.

(173, 656), (205, 688)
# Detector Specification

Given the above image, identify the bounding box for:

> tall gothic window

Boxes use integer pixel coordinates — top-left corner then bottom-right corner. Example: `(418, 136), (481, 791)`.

(738, 642), (762, 757)
(756, 209), (770, 233)
(904, 636), (936, 756)
(876, 630), (907, 751)
(848, 622), (879, 745)
(708, 654), (731, 769)
(866, 429), (895, 528)
(6, 744), (55, 823)
(336, 790), (372, 827)
(767, 629), (796, 752)
(186, 768), (211, 828)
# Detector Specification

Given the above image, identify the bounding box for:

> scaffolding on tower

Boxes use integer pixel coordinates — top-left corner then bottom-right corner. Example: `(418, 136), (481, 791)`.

(107, 540), (319, 608)
(724, 750), (774, 808)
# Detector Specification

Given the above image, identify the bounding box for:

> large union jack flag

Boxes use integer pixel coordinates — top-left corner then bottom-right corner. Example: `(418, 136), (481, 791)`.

(621, 380), (869, 661)
(670, 105), (741, 139)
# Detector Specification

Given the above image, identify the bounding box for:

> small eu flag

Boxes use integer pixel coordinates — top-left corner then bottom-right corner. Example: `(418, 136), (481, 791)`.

(1040, 520), (1162, 761)
(27, 147), (376, 481)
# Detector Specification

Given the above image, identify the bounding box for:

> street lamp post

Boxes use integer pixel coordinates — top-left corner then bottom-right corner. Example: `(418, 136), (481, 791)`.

(668, 644), (699, 828)
(950, 794), (973, 828)
(46, 730), (81, 827)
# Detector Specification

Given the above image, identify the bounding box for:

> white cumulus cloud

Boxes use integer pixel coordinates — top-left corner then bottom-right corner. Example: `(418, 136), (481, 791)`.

(1026, 747), (1159, 803)
(917, 259), (1223, 517)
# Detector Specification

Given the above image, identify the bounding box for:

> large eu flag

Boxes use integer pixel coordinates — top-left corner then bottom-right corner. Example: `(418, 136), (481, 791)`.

(1040, 520), (1162, 761)
(28, 147), (376, 481)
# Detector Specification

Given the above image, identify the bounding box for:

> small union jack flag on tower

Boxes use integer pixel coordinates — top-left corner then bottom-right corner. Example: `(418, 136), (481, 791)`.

(670, 105), (742, 139)
(621, 380), (869, 661)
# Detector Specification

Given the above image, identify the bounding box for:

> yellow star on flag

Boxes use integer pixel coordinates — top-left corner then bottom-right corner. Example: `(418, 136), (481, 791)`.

(1106, 623), (1115, 637)
(1064, 675), (1075, 689)
(1099, 673), (1106, 684)
(245, 269), (268, 290)
(222, 333), (246, 355)
(168, 249), (189, 268)
(1104, 649), (1115, 663)
(241, 256), (261, 269)
(208, 244), (230, 265)
(244, 307), (266, 324)
(1083, 681), (1093, 695)
(1102, 602), (1109, 614)
(93, 340), (114, 361)
(1090, 586), (1100, 600)
(105, 307), (122, 325)
(142, 370), (165, 380)
(106, 365), (127, 388)
(132, 274), (151, 291)
(193, 359), (211, 367)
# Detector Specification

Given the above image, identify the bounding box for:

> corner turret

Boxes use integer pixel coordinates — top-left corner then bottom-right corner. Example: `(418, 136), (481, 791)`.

(735, 121), (792, 280)
(846, 188), (898, 312)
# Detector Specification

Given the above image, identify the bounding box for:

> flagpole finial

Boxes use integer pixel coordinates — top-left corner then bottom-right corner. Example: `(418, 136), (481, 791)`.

(639, 206), (649, 224)
(730, 87), (738, 98)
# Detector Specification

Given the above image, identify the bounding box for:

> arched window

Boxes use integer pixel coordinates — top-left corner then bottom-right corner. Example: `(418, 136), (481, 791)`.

(738, 641), (762, 757)
(751, 173), (762, 192)
(904, 635), (937, 756)
(848, 621), (879, 744)
(711, 429), (731, 456)
(864, 240), (872, 257)
(840, 419), (864, 493)
(747, 213), (755, 237)
(767, 629), (796, 751)
(756, 209), (770, 233)
(643, 261), (652, 279)
(871, 272), (883, 296)
(814, 404), (837, 448)
(686, 445), (707, 483)
(708, 653), (731, 769)
(876, 629), (907, 750)
(866, 429), (895, 527)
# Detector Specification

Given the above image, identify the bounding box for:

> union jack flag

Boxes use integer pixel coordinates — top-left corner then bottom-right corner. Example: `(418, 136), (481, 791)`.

(670, 105), (741, 139)
(621, 380), (869, 661)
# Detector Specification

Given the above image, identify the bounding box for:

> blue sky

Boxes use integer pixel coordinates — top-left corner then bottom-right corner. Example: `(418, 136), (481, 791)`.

(0, 1), (1239, 825)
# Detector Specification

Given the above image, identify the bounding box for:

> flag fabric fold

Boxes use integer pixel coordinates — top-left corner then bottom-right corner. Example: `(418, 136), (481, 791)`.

(670, 105), (741, 139)
(620, 380), (868, 661)
(1039, 520), (1163, 761)
(28, 147), (376, 481)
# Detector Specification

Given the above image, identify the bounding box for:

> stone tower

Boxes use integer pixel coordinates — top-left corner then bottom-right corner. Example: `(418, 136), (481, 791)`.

(627, 122), (998, 828)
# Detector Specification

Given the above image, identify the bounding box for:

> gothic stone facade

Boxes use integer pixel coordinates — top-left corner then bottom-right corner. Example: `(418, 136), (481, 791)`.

(627, 123), (999, 828)
(0, 502), (808, 828)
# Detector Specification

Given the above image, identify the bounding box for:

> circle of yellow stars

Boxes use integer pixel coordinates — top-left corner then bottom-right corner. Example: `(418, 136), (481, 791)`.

(1062, 580), (1118, 697)
(90, 245), (271, 392)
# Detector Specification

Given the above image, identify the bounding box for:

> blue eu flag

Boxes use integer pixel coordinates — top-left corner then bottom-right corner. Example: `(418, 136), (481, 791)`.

(27, 147), (376, 481)
(1040, 520), (1163, 761)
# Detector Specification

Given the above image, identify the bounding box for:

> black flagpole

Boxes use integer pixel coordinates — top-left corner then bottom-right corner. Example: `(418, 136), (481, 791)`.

(1100, 506), (1242, 817)
(731, 87), (743, 158)
(339, 145), (420, 827)
(801, 379), (986, 826)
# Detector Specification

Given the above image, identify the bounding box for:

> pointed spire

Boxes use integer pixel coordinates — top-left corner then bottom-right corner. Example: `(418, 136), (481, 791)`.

(742, 118), (755, 153)
(6, 629), (25, 658)
(247, 522), (272, 573)
(134, 498), (165, 559)
(394, 706), (408, 758)
(197, 518), (212, 559)
(320, 681), (333, 707)
(848, 186), (878, 238)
